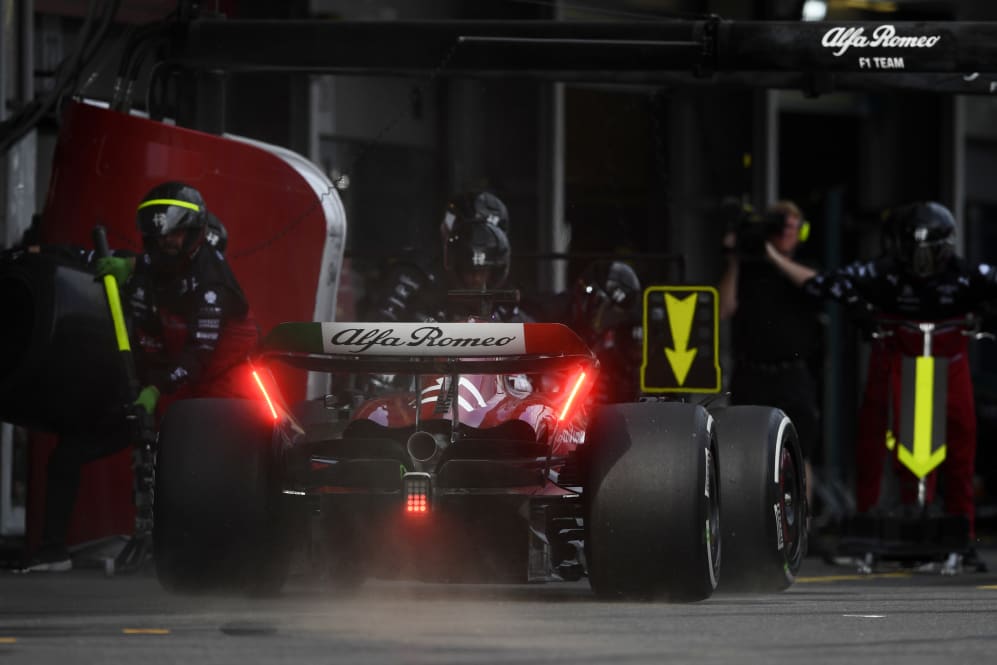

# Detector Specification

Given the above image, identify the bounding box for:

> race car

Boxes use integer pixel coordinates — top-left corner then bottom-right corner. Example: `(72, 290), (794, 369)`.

(152, 319), (807, 599)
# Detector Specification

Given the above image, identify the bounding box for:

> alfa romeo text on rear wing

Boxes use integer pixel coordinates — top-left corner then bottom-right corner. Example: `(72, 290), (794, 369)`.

(255, 321), (598, 375)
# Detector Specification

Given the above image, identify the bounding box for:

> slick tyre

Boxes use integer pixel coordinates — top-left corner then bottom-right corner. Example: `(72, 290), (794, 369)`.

(714, 405), (807, 592)
(154, 398), (291, 595)
(586, 402), (721, 601)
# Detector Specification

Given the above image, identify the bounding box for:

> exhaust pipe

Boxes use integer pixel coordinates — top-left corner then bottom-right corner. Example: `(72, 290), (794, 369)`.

(406, 430), (442, 464)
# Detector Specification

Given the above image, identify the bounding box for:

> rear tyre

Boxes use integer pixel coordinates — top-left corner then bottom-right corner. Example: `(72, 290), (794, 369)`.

(586, 402), (720, 601)
(154, 398), (291, 595)
(713, 405), (807, 592)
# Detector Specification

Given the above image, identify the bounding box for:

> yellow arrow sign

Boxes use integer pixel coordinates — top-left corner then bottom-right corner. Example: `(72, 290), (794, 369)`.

(664, 293), (698, 386)
(897, 356), (947, 478)
(641, 286), (720, 394)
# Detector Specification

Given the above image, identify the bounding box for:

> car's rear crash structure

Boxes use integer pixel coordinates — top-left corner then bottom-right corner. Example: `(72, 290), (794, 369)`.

(153, 321), (806, 600)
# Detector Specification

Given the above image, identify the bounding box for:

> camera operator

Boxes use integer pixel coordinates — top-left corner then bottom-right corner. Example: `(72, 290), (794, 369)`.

(718, 200), (821, 504)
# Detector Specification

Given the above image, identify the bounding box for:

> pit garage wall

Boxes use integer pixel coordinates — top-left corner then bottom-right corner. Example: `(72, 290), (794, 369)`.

(963, 97), (997, 508)
(40, 101), (345, 373)
(0, 0), (36, 538)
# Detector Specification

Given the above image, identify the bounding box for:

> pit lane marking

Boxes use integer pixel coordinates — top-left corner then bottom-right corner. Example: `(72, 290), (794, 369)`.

(0, 637), (16, 644)
(796, 572), (911, 583)
(978, 585), (997, 590)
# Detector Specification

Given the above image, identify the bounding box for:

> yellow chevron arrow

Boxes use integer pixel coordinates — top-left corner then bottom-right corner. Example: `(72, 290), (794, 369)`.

(897, 356), (947, 478)
(664, 293), (698, 386)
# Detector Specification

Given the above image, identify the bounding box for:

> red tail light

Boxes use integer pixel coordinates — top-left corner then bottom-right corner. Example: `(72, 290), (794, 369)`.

(559, 370), (588, 422)
(252, 369), (279, 421)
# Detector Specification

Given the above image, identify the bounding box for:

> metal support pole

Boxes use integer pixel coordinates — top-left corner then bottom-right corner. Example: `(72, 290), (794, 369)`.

(751, 88), (778, 209)
(538, 81), (568, 294)
(941, 95), (965, 254)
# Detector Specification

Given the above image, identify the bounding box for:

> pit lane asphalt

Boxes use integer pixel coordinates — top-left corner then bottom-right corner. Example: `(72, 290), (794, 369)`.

(2, 552), (996, 665)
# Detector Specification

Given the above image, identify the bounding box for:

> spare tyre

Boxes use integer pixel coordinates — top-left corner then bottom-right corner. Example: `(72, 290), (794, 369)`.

(0, 251), (126, 434)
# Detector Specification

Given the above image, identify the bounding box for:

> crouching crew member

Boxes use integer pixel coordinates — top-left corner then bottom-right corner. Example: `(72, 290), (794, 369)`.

(20, 181), (259, 572)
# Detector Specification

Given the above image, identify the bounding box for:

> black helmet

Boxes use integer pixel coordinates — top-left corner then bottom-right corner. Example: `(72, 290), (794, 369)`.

(571, 261), (641, 334)
(204, 210), (228, 254)
(136, 181), (208, 270)
(441, 191), (509, 237)
(444, 219), (511, 289)
(888, 201), (956, 279)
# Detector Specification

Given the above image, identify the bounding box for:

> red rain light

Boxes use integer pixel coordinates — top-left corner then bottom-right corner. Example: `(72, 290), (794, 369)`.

(559, 370), (588, 421)
(403, 473), (431, 515)
(406, 497), (428, 513)
(252, 369), (279, 421)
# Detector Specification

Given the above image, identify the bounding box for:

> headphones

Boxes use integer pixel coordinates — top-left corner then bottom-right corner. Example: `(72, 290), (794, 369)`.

(796, 217), (812, 243)
(736, 203), (811, 243)
(761, 203), (810, 243)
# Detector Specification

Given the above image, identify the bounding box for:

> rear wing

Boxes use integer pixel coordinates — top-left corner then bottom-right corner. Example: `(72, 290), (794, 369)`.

(256, 321), (596, 374)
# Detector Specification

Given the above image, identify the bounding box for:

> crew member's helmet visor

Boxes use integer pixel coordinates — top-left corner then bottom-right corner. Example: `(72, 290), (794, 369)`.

(906, 238), (954, 279)
(446, 220), (510, 289)
(136, 199), (203, 239)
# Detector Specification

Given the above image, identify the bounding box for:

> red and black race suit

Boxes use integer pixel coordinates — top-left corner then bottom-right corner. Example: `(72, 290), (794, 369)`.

(804, 256), (997, 535)
(127, 246), (260, 415)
